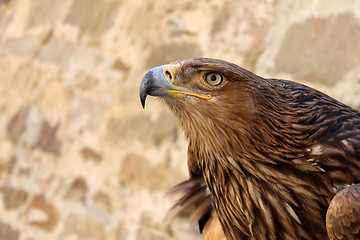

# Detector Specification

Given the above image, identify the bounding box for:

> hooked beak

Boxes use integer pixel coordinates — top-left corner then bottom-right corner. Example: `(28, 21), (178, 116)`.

(139, 64), (211, 108)
(140, 66), (171, 108)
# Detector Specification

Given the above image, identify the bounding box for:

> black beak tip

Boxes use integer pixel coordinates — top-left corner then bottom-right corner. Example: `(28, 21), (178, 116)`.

(140, 74), (149, 109)
(140, 92), (147, 109)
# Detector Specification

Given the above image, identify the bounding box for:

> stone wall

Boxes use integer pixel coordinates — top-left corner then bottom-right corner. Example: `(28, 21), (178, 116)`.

(0, 0), (359, 240)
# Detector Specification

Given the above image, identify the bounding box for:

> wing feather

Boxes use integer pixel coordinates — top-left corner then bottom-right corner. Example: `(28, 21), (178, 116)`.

(326, 184), (360, 240)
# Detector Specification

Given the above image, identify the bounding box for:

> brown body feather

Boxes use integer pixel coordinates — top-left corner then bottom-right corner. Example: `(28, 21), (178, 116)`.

(140, 58), (360, 239)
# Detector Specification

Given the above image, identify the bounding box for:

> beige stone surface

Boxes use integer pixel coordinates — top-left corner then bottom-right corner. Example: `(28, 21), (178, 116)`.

(0, 0), (359, 239)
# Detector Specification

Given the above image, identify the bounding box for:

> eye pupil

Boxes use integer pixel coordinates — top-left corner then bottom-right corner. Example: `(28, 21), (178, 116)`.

(205, 72), (223, 86)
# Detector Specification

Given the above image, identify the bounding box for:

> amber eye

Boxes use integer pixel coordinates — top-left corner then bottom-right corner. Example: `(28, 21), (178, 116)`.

(204, 72), (223, 86)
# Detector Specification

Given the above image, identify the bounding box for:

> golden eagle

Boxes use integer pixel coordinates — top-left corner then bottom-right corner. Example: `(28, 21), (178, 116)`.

(140, 58), (360, 240)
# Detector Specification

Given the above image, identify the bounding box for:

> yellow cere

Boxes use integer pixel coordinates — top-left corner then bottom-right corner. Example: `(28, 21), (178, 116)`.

(162, 64), (180, 86)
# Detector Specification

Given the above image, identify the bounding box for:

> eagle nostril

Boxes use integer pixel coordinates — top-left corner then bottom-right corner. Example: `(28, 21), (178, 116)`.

(165, 70), (172, 80)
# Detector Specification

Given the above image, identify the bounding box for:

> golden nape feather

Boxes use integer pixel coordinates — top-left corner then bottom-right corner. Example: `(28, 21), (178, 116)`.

(140, 58), (360, 240)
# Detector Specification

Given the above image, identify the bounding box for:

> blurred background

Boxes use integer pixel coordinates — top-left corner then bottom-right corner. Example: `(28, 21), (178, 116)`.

(0, 0), (360, 239)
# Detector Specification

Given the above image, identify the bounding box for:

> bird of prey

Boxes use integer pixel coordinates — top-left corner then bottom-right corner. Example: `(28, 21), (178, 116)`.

(139, 58), (360, 240)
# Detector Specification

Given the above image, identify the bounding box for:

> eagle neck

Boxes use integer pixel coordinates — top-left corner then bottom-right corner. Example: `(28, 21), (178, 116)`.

(169, 93), (332, 240)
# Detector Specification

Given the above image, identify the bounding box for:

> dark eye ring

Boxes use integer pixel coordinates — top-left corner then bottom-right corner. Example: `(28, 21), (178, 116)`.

(204, 72), (223, 86)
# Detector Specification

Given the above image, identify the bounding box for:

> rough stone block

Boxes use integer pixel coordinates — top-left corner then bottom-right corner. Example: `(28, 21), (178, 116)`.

(0, 37), (38, 56)
(7, 105), (61, 155)
(0, 158), (16, 176)
(92, 191), (112, 213)
(81, 146), (102, 163)
(275, 13), (360, 85)
(6, 106), (29, 145)
(67, 96), (106, 130)
(23, 194), (59, 232)
(0, 221), (19, 240)
(61, 213), (105, 240)
(27, 0), (63, 28)
(65, 0), (121, 36)
(64, 177), (88, 204)
(106, 112), (178, 145)
(0, 186), (28, 210)
(119, 153), (183, 192)
(38, 38), (75, 67)
(33, 120), (61, 155)
(146, 43), (202, 68)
